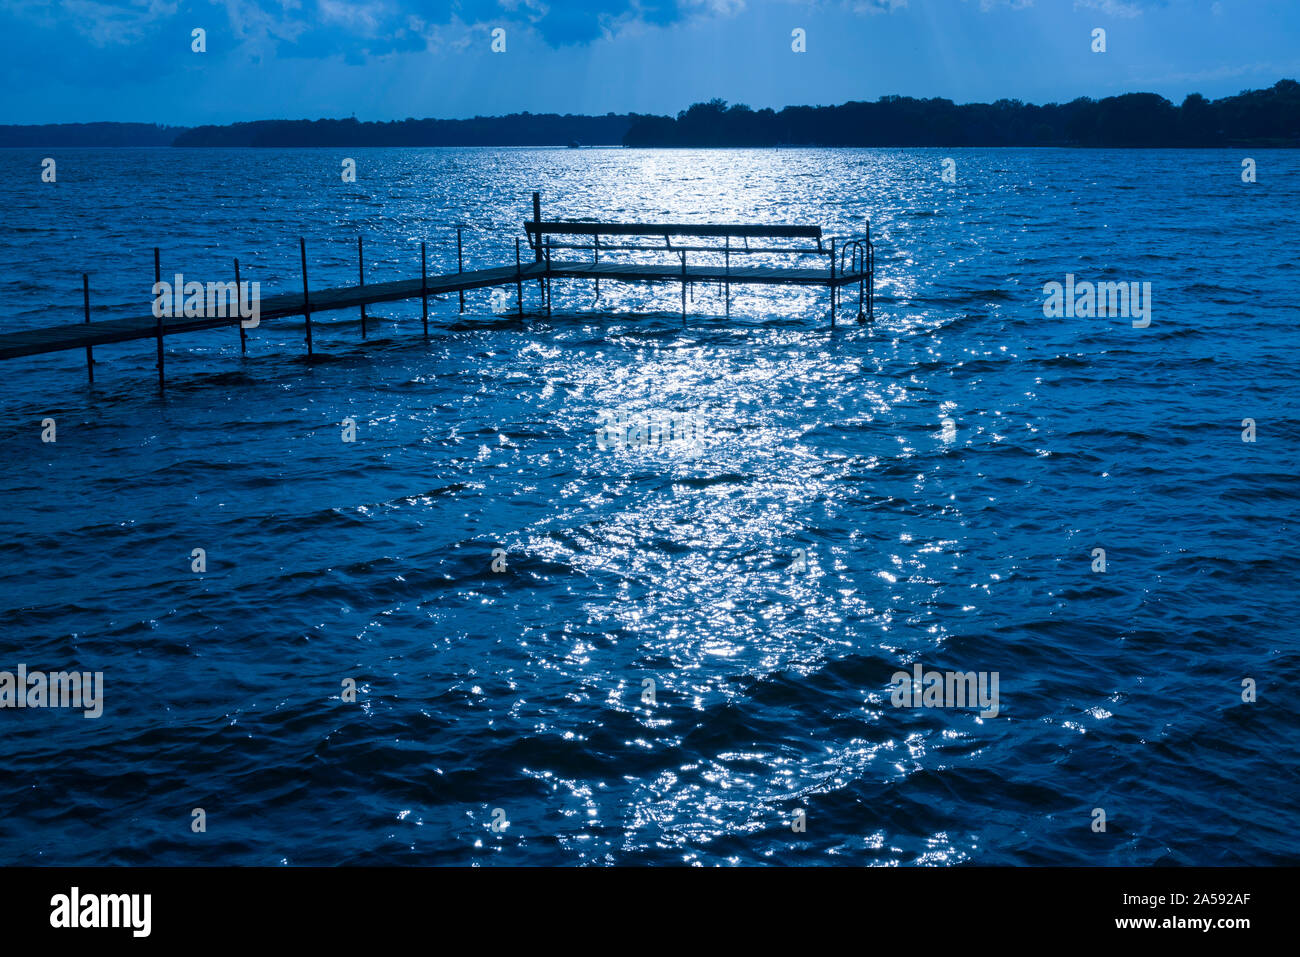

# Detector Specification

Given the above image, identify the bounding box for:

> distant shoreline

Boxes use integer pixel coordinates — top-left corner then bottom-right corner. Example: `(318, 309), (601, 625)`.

(4, 80), (1297, 148)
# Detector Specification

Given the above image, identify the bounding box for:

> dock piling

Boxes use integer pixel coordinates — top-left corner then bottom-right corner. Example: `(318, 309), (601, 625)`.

(868, 234), (874, 321)
(544, 237), (552, 317)
(153, 247), (164, 390)
(533, 193), (542, 263)
(421, 242), (429, 338)
(82, 273), (92, 383)
(456, 227), (465, 314)
(680, 250), (687, 321)
(533, 192), (545, 300)
(830, 238), (837, 329)
(299, 237), (313, 356)
(358, 236), (366, 339)
(857, 242), (866, 323)
(515, 238), (523, 316)
(724, 236), (730, 317)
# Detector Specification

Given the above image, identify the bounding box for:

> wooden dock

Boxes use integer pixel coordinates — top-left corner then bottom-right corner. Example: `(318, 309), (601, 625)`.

(0, 265), (540, 362)
(0, 192), (874, 387)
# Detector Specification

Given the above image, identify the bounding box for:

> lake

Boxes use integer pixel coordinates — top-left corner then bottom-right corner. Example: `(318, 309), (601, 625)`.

(0, 146), (1296, 865)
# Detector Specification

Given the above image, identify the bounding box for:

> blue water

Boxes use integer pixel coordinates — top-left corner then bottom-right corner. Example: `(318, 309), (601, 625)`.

(0, 147), (1296, 865)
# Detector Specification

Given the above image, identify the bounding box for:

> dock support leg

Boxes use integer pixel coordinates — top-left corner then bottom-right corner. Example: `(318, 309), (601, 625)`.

(82, 273), (93, 384)
(680, 251), (686, 321)
(457, 227), (464, 314)
(300, 237), (313, 356)
(829, 238), (837, 330)
(358, 236), (366, 339)
(533, 192), (545, 300)
(594, 233), (600, 302)
(533, 193), (542, 263)
(515, 239), (523, 316)
(544, 237), (552, 317)
(153, 247), (164, 390)
(421, 242), (429, 338)
(235, 258), (247, 353)
(724, 237), (730, 317)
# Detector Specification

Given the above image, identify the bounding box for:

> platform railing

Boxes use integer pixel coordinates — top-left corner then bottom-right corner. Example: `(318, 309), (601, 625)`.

(833, 225), (875, 322)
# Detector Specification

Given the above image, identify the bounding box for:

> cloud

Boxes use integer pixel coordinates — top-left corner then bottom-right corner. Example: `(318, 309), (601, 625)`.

(316, 0), (391, 34)
(59, 0), (178, 46)
(963, 0), (1034, 11)
(6, 0), (913, 71)
(1072, 0), (1148, 18)
(680, 0), (747, 14)
(215, 0), (311, 59)
(848, 0), (909, 12)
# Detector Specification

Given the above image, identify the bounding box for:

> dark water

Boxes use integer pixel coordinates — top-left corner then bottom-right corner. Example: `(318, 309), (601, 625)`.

(0, 147), (1296, 865)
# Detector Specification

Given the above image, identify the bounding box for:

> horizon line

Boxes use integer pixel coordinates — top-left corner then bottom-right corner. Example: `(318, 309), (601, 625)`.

(6, 77), (1297, 130)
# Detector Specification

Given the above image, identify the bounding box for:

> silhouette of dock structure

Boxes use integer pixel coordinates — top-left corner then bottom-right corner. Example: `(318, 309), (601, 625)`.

(0, 193), (874, 389)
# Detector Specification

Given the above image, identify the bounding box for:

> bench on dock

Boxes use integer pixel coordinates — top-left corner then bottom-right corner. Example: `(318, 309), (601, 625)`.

(522, 217), (874, 324)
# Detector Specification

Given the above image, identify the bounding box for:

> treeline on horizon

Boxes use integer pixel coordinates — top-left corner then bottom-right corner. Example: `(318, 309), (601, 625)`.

(0, 122), (181, 147)
(171, 113), (642, 147)
(2, 81), (1297, 148)
(626, 80), (1300, 147)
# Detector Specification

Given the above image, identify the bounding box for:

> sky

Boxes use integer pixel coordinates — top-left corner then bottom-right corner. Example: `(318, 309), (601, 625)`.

(4, 0), (1299, 125)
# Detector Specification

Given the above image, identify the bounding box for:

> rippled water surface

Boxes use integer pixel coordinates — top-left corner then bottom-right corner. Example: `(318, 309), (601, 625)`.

(0, 147), (1296, 865)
